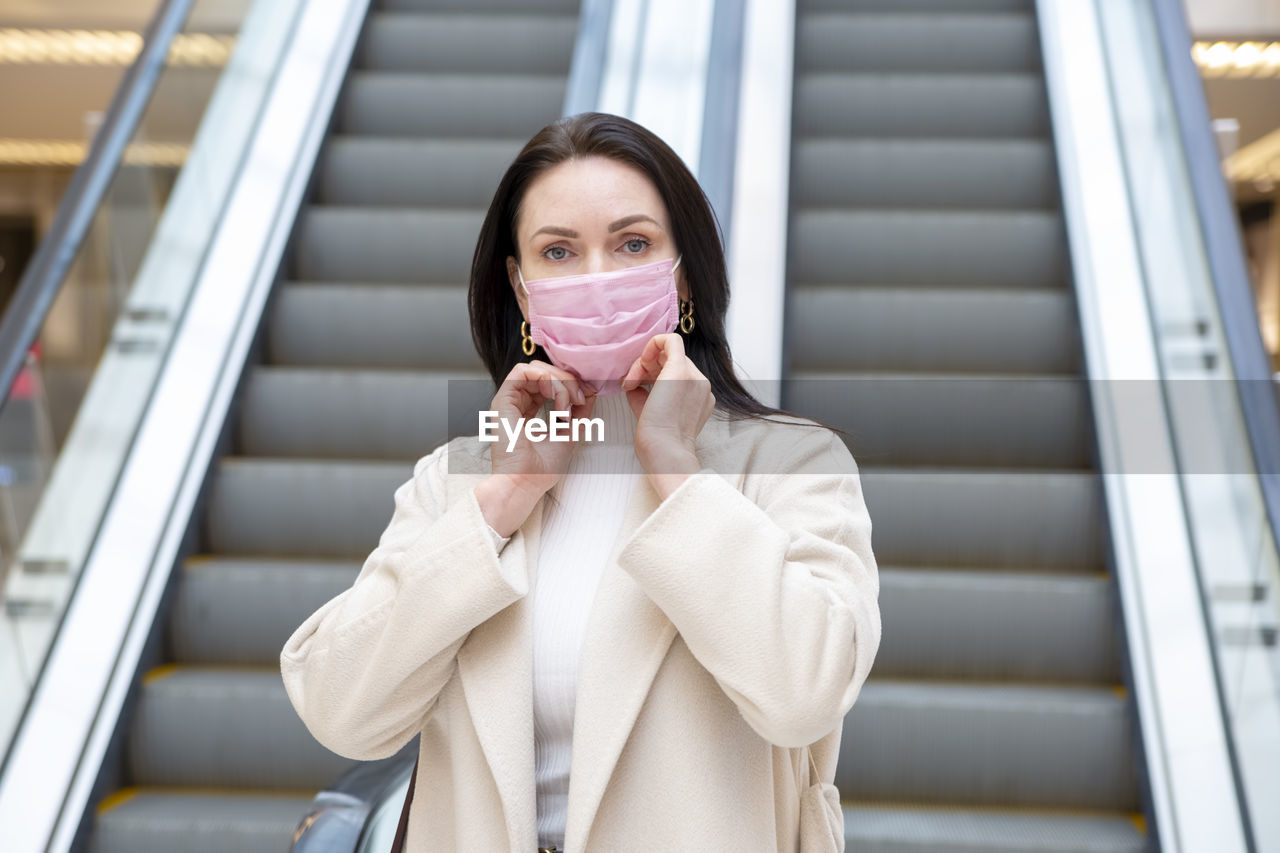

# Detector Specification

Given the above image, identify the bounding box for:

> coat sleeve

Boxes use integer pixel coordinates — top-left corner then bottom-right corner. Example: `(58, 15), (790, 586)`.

(280, 444), (529, 760)
(615, 425), (880, 748)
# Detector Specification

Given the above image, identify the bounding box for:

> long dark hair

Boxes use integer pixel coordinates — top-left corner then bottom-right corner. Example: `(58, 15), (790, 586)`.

(469, 111), (799, 423)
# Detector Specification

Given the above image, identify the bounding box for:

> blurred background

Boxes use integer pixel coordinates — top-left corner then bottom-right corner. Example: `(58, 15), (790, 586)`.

(0, 0), (1277, 851)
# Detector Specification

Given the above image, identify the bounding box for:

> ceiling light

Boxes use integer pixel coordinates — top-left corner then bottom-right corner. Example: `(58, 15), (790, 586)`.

(0, 138), (188, 167)
(0, 28), (233, 67)
(1193, 40), (1280, 78)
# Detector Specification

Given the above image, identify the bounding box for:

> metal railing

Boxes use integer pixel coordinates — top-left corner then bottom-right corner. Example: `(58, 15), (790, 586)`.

(0, 0), (195, 405)
(1098, 1), (1280, 849)
(1148, 0), (1280, 594)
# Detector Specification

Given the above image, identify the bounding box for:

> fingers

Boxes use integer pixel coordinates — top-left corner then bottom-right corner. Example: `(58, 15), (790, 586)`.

(624, 384), (648, 420)
(621, 333), (685, 391)
(499, 360), (587, 413)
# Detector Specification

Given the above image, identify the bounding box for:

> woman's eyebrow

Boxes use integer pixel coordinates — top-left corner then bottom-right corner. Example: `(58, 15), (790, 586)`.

(531, 225), (578, 239)
(608, 214), (660, 232)
(529, 215), (661, 240)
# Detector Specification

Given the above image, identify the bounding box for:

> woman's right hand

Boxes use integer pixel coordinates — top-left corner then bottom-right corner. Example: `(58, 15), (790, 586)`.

(475, 360), (595, 537)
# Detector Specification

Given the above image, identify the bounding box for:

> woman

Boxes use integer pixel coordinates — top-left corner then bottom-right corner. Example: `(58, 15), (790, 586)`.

(280, 112), (880, 852)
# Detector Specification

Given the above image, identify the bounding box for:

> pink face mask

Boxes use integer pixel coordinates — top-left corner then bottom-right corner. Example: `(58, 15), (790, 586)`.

(518, 255), (682, 397)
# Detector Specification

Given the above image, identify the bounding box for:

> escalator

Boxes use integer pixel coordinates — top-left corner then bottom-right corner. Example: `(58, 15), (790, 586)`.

(783, 0), (1151, 849)
(84, 1), (578, 850)
(1, 0), (1272, 850)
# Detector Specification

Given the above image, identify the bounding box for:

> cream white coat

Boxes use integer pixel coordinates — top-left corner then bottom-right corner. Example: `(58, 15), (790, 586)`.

(280, 410), (881, 852)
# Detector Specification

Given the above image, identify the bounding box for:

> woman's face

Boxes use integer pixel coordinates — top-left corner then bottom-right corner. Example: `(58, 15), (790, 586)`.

(505, 155), (689, 320)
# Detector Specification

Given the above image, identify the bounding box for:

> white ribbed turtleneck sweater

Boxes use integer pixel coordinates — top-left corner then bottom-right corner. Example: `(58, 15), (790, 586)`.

(486, 392), (642, 850)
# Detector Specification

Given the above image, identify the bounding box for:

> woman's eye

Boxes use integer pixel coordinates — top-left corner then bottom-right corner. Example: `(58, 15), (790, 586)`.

(543, 246), (569, 261)
(623, 238), (649, 254)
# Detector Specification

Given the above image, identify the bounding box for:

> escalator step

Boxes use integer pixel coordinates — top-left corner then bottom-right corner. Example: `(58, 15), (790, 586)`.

(128, 669), (356, 789)
(89, 790), (317, 853)
(339, 72), (565, 137)
(380, 0), (580, 12)
(267, 283), (481, 369)
(794, 73), (1048, 138)
(842, 681), (1140, 810)
(800, 0), (1035, 13)
(785, 286), (1079, 373)
(316, 137), (523, 207)
(791, 138), (1057, 209)
(237, 367), (490, 460)
(169, 558), (360, 665)
(359, 13), (576, 73)
(876, 567), (1121, 683)
(205, 459), (412, 558)
(785, 372), (1091, 469)
(798, 12), (1038, 73)
(853, 467), (1104, 570)
(843, 801), (1145, 853)
(294, 206), (485, 283)
(789, 209), (1067, 287)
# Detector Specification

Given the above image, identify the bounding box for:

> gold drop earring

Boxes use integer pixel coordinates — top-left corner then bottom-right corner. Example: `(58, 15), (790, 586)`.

(521, 320), (536, 356)
(678, 298), (695, 334)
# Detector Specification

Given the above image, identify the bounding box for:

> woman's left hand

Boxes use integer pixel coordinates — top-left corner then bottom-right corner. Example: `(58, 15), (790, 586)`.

(621, 333), (715, 499)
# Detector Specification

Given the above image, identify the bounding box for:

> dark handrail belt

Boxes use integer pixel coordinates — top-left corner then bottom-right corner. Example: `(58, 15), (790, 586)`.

(0, 0), (196, 402)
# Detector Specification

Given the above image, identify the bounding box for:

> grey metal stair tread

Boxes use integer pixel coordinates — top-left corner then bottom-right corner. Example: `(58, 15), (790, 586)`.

(798, 13), (1038, 74)
(382, 0), (580, 11)
(339, 72), (565, 137)
(785, 285), (1079, 372)
(170, 557), (360, 665)
(129, 668), (356, 789)
(785, 373), (1090, 469)
(794, 72), (1048, 138)
(267, 283), (484, 369)
(295, 207), (486, 282)
(316, 137), (523, 206)
(790, 278), (1064, 291)
(789, 208), (1066, 286)
(800, 0), (1034, 13)
(206, 458), (414, 558)
(238, 366), (493, 460)
(791, 138), (1057, 209)
(849, 467), (1104, 569)
(88, 789), (317, 853)
(876, 567), (1120, 682)
(359, 13), (577, 73)
(844, 681), (1139, 809)
(842, 801), (1145, 852)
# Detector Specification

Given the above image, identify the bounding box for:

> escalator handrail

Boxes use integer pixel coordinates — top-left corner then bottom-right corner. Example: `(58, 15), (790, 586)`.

(563, 0), (614, 116)
(1149, 0), (1280, 556)
(697, 0), (748, 246)
(0, 0), (195, 403)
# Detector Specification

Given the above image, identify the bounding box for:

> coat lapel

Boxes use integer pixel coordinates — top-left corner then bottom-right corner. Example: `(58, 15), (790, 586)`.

(456, 485), (544, 852)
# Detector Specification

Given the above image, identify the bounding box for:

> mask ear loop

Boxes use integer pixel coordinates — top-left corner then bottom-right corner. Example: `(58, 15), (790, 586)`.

(517, 265), (530, 298)
(672, 254), (682, 272)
